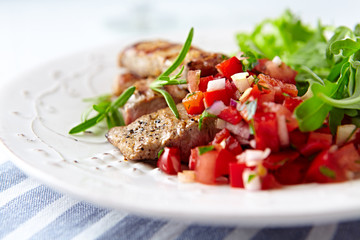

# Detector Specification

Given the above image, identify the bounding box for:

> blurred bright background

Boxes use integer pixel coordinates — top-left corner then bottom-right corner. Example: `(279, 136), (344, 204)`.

(1, 0), (359, 84)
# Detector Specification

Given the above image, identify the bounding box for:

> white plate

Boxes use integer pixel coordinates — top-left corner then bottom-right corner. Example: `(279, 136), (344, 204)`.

(1, 35), (360, 227)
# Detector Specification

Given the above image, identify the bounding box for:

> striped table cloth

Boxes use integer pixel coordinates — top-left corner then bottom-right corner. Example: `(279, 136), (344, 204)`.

(1, 157), (360, 240)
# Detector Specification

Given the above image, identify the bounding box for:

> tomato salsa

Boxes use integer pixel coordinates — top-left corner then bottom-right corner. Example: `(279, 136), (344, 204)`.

(157, 56), (360, 190)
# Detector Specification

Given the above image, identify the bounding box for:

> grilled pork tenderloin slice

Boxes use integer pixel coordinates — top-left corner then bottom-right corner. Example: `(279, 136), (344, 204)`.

(118, 40), (225, 78)
(122, 79), (188, 124)
(106, 104), (218, 161)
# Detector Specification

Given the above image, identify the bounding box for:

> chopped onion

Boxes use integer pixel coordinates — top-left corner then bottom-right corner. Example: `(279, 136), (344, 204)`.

(230, 98), (239, 108)
(216, 118), (227, 129)
(225, 121), (250, 139)
(231, 73), (254, 93)
(277, 115), (289, 147)
(272, 56), (282, 66)
(242, 169), (261, 191)
(237, 148), (271, 166)
(239, 87), (253, 103)
(207, 100), (226, 115)
(336, 124), (357, 146)
(207, 78), (226, 92)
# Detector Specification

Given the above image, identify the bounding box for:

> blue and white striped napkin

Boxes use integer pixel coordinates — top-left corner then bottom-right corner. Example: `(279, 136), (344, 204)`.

(1, 158), (359, 240)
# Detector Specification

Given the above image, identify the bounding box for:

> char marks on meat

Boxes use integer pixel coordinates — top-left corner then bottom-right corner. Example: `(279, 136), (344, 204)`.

(106, 104), (218, 161)
(118, 40), (225, 79)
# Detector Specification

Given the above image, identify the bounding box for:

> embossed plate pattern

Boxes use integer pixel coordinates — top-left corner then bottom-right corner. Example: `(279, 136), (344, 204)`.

(1, 37), (360, 226)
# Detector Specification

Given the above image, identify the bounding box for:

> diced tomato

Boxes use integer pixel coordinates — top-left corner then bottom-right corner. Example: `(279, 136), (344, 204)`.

(157, 147), (181, 175)
(182, 91), (205, 115)
(253, 58), (297, 84)
(194, 146), (236, 185)
(229, 162), (247, 188)
(333, 143), (360, 172)
(305, 149), (347, 183)
(212, 128), (243, 155)
(263, 150), (300, 170)
(283, 97), (303, 112)
(218, 106), (242, 125)
(198, 75), (214, 92)
(300, 132), (333, 156)
(224, 135), (243, 155)
(225, 79), (239, 99)
(273, 156), (310, 185)
(254, 112), (280, 152)
(195, 147), (218, 184)
(216, 56), (243, 79)
(262, 102), (298, 132)
(204, 88), (230, 107)
(188, 148), (198, 170)
(212, 128), (231, 144)
(257, 74), (298, 103)
(289, 130), (309, 150)
(261, 173), (282, 190)
(216, 148), (237, 176)
(248, 84), (275, 108)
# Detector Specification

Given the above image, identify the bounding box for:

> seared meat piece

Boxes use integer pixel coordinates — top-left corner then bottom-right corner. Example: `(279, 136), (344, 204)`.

(113, 72), (141, 96)
(187, 53), (225, 77)
(118, 40), (225, 78)
(106, 104), (218, 161)
(123, 79), (188, 124)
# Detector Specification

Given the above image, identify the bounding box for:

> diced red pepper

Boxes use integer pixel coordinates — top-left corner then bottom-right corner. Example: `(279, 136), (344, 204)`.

(216, 56), (243, 79)
(182, 91), (205, 115)
(254, 112), (280, 152)
(204, 88), (230, 107)
(218, 106), (242, 125)
(157, 147), (181, 175)
(300, 132), (333, 156)
(229, 162), (247, 188)
(198, 76), (214, 92)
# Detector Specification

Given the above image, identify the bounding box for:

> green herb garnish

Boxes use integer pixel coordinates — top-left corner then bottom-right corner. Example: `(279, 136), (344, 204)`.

(69, 28), (194, 134)
(319, 166), (336, 179)
(69, 86), (136, 134)
(198, 145), (215, 155)
(247, 174), (256, 183)
(150, 28), (194, 119)
(158, 149), (164, 158)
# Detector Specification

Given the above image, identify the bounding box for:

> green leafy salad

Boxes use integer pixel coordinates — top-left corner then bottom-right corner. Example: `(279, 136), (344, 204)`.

(236, 10), (360, 134)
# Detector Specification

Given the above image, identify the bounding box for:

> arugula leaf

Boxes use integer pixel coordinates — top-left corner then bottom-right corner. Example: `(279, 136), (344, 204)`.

(294, 80), (337, 131)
